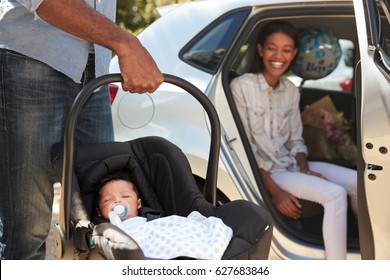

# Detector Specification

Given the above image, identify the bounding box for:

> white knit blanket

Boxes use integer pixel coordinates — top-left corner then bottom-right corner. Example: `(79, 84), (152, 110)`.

(108, 211), (233, 259)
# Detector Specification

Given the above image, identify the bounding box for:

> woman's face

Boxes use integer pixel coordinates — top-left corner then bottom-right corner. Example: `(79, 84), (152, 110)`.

(98, 179), (141, 220)
(257, 31), (297, 86)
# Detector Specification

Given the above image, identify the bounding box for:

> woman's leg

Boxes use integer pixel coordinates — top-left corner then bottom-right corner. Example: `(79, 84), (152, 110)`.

(308, 161), (358, 217)
(271, 171), (348, 259)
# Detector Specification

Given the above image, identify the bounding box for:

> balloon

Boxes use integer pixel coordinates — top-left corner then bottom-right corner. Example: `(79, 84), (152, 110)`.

(292, 28), (342, 80)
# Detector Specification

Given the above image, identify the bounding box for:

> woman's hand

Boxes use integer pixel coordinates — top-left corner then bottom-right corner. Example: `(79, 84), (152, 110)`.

(295, 152), (327, 179)
(272, 189), (302, 219)
(301, 169), (326, 179)
(259, 168), (302, 219)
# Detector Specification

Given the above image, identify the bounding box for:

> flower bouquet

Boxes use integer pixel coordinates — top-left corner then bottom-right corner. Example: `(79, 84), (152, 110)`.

(301, 95), (357, 167)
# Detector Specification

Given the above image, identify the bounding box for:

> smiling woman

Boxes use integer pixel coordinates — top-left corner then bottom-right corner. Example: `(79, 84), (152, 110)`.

(230, 21), (358, 260)
(255, 26), (298, 87)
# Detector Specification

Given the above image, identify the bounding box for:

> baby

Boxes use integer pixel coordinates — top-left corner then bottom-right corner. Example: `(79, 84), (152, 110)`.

(96, 178), (233, 260)
(97, 178), (142, 221)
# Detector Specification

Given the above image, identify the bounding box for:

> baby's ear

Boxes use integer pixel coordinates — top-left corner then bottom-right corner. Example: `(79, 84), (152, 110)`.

(137, 198), (142, 209)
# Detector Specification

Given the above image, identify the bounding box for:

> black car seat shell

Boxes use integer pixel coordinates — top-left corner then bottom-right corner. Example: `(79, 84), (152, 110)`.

(52, 136), (273, 260)
(51, 74), (273, 260)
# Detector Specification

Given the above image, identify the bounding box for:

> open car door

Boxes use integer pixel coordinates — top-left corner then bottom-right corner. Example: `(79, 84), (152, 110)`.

(354, 0), (390, 259)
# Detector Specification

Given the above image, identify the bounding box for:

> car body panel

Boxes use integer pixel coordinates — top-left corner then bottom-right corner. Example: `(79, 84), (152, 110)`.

(110, 0), (390, 259)
(353, 0), (390, 259)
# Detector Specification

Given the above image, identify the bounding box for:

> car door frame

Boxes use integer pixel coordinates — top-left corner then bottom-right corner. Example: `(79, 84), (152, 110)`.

(353, 0), (390, 260)
(211, 2), (362, 260)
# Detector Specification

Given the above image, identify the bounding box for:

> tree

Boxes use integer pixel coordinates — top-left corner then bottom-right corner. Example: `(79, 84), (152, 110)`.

(116, 0), (192, 34)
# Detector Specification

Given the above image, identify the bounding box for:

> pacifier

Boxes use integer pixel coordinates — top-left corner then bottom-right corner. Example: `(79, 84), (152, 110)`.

(113, 204), (128, 221)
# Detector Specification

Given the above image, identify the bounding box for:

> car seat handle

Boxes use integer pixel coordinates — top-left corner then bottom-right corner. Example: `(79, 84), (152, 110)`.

(60, 73), (221, 240)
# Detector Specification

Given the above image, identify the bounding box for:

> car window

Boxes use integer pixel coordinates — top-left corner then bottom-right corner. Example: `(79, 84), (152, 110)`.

(287, 39), (355, 92)
(180, 9), (249, 73)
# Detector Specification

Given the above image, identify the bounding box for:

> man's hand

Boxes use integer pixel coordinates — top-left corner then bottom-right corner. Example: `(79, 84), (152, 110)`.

(116, 36), (164, 93)
(37, 0), (163, 93)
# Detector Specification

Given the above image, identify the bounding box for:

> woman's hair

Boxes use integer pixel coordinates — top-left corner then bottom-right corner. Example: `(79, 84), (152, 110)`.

(251, 20), (299, 73)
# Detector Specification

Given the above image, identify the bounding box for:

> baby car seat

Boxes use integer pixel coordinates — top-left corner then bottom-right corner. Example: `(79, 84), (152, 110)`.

(51, 74), (273, 260)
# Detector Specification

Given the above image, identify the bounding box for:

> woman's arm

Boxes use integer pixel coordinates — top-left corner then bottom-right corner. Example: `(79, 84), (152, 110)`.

(295, 152), (326, 179)
(295, 152), (310, 173)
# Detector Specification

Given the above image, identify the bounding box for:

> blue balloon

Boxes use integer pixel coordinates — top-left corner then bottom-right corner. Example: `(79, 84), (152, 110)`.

(292, 28), (342, 80)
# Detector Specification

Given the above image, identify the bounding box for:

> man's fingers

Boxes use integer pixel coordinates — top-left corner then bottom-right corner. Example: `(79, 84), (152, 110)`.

(122, 73), (164, 93)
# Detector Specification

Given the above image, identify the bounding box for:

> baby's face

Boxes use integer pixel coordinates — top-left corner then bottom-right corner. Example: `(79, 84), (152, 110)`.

(98, 180), (141, 220)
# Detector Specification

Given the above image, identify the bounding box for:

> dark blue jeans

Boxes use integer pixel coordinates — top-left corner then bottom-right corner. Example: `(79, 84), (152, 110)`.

(0, 49), (114, 259)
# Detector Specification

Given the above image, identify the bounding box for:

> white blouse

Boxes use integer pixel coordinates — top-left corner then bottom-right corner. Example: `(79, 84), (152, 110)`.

(231, 73), (308, 173)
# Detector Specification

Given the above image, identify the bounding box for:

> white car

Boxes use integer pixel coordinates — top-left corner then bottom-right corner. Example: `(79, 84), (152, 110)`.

(109, 0), (390, 260)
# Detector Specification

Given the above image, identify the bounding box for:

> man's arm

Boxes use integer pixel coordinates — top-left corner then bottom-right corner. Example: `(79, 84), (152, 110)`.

(36, 0), (163, 93)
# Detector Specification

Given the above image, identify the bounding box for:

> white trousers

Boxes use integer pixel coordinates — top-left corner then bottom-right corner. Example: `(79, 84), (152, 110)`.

(271, 161), (358, 259)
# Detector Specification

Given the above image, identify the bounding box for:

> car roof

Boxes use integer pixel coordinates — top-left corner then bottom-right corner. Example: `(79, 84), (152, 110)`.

(135, 0), (356, 86)
(148, 0), (355, 44)
(157, 0), (353, 18)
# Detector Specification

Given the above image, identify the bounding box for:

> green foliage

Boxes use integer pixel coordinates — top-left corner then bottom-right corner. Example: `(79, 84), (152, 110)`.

(116, 0), (192, 34)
